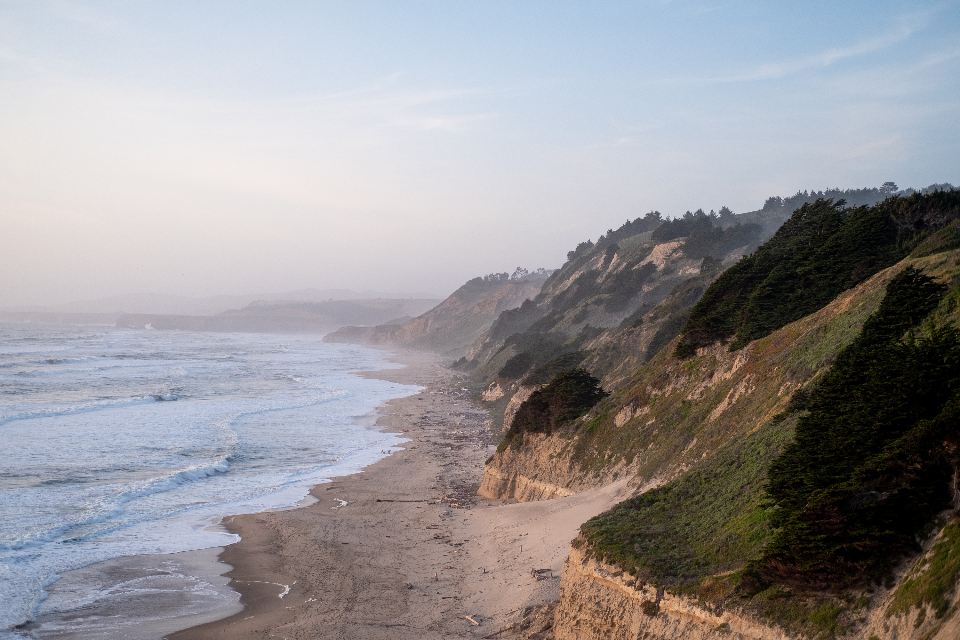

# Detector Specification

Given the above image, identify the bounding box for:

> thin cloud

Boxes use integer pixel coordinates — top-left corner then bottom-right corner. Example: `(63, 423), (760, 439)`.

(669, 19), (921, 84)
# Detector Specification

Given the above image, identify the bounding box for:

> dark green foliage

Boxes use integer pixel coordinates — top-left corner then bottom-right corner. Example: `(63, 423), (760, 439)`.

(522, 351), (587, 385)
(580, 266), (960, 606)
(498, 351), (535, 379)
(506, 368), (608, 437)
(676, 190), (960, 356)
(644, 311), (690, 363)
(566, 240), (595, 262)
(652, 209), (715, 244)
(759, 267), (960, 590)
(580, 411), (798, 587)
(593, 211), (664, 250)
(649, 209), (761, 260)
(683, 223), (762, 263)
(905, 220), (960, 259)
(602, 262), (657, 311)
(642, 276), (714, 362)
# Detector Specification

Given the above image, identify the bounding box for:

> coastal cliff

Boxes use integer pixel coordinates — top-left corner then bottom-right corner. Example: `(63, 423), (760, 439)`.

(473, 190), (960, 640)
(479, 245), (934, 501)
(555, 545), (790, 640)
(324, 271), (549, 357)
(554, 536), (960, 640)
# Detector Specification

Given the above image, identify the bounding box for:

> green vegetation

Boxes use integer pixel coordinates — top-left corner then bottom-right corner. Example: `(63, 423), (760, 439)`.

(760, 267), (960, 590)
(522, 351), (587, 385)
(650, 211), (761, 262)
(576, 264), (960, 637)
(580, 410), (798, 588)
(887, 523), (960, 622)
(676, 190), (960, 357)
(503, 368), (607, 441)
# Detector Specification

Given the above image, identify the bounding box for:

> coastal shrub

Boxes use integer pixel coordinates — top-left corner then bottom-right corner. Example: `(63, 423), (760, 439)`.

(675, 190), (960, 357)
(887, 523), (960, 621)
(506, 368), (607, 438)
(522, 351), (587, 385)
(759, 267), (960, 590)
(602, 262), (658, 311)
(579, 267), (960, 598)
(498, 351), (534, 379)
(579, 411), (798, 587)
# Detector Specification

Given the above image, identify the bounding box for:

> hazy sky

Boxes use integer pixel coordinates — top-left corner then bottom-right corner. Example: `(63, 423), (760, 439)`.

(2, 1), (959, 305)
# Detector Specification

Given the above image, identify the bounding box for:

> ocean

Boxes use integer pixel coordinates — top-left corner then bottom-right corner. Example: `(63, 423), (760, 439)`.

(0, 324), (418, 638)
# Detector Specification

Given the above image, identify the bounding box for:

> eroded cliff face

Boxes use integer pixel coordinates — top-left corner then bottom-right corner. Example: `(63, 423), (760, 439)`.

(554, 532), (960, 640)
(501, 384), (541, 434)
(477, 432), (583, 501)
(555, 545), (789, 640)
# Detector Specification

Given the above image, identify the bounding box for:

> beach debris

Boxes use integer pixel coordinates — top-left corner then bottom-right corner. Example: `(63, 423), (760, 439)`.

(530, 568), (555, 581)
(234, 580), (293, 598)
(465, 615), (480, 626)
(332, 498), (349, 510)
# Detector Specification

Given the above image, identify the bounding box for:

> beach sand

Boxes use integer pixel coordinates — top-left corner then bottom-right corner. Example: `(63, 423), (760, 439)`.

(167, 349), (631, 639)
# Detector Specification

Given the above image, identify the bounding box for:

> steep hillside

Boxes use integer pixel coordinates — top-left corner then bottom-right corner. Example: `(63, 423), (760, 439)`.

(480, 250), (960, 502)
(676, 189), (960, 356)
(323, 270), (549, 357)
(553, 254), (960, 640)
(469, 187), (956, 417)
(477, 188), (960, 640)
(463, 209), (774, 432)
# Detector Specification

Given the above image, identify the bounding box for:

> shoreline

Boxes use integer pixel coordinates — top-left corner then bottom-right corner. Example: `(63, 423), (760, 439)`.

(167, 348), (632, 639)
(15, 345), (423, 640)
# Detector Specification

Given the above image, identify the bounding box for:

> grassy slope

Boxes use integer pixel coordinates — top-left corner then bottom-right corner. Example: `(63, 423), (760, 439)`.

(570, 248), (960, 638)
(573, 246), (960, 502)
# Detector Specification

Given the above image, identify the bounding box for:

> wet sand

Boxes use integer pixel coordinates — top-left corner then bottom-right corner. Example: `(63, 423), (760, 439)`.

(168, 349), (630, 639)
(24, 547), (241, 640)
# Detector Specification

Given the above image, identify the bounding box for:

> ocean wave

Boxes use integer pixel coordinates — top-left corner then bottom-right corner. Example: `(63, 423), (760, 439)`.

(0, 396), (158, 429)
(0, 394), (188, 428)
(0, 459), (232, 553)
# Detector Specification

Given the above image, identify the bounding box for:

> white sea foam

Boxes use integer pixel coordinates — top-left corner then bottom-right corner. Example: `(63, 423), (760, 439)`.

(0, 324), (416, 638)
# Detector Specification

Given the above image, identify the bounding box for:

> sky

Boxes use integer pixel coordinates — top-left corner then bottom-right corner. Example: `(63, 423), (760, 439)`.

(1, 1), (959, 305)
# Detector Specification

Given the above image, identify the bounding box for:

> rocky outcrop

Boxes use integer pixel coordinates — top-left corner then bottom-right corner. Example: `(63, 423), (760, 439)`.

(477, 432), (628, 501)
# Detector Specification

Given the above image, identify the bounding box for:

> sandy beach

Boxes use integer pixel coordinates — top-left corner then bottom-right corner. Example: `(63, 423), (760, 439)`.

(165, 349), (630, 639)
